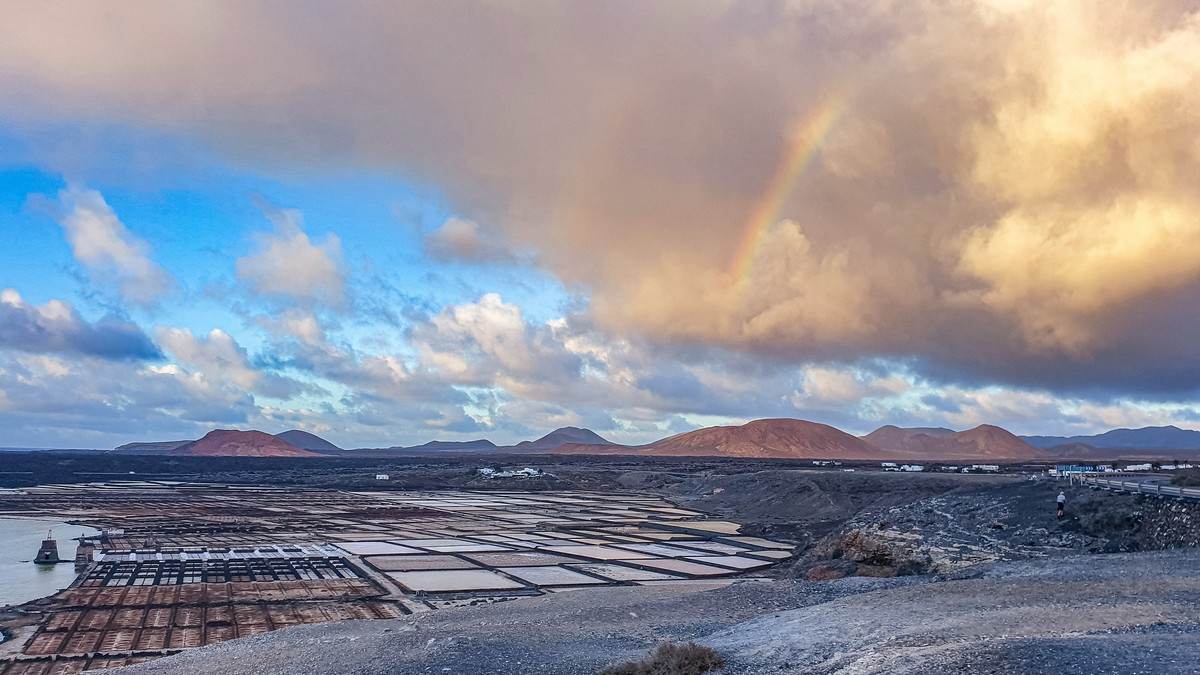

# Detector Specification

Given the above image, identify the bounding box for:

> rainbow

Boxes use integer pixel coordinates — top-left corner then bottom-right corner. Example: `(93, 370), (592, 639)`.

(728, 91), (851, 284)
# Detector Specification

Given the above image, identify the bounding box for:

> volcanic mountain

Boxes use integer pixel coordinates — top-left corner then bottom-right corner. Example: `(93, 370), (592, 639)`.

(864, 424), (1040, 460)
(274, 429), (342, 453)
(513, 427), (614, 452)
(557, 419), (882, 459)
(172, 430), (324, 457)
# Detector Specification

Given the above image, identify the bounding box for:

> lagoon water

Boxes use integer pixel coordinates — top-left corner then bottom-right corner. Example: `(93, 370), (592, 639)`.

(0, 517), (99, 607)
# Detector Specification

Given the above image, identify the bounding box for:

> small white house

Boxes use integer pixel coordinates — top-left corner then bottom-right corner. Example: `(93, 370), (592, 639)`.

(1124, 463), (1152, 472)
(971, 464), (1001, 472)
(375, 474), (390, 480)
(900, 464), (925, 472)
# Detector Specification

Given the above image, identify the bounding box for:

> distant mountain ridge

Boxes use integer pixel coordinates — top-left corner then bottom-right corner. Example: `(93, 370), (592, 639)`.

(399, 439), (498, 452)
(387, 429), (613, 453)
(864, 424), (1039, 460)
(106, 421), (1200, 461)
(861, 426), (954, 454)
(556, 419), (882, 459)
(1023, 425), (1200, 450)
(114, 440), (192, 455)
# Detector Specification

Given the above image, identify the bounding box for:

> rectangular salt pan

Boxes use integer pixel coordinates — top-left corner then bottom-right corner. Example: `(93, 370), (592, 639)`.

(496, 566), (607, 586)
(386, 569), (525, 592)
(335, 542), (424, 556)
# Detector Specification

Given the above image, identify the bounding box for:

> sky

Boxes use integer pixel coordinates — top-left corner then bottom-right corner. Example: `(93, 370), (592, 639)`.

(2, 0), (1200, 449)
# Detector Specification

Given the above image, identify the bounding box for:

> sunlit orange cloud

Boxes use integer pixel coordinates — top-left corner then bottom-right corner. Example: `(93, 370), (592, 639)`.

(728, 90), (852, 287)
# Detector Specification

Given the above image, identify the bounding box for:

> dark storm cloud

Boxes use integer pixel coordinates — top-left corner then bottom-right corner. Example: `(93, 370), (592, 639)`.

(0, 290), (160, 360)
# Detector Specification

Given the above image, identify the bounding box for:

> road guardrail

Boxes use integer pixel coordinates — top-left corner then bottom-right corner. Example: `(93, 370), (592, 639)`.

(1076, 475), (1200, 501)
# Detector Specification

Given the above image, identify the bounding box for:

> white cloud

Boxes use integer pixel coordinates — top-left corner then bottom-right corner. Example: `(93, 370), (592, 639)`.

(157, 327), (261, 391)
(413, 293), (581, 387)
(790, 366), (910, 408)
(236, 207), (345, 307)
(54, 185), (173, 304)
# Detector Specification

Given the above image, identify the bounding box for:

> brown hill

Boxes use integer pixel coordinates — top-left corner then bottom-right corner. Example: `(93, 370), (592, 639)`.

(174, 430), (324, 457)
(557, 418), (887, 459)
(862, 425), (955, 453)
(864, 424), (1040, 460)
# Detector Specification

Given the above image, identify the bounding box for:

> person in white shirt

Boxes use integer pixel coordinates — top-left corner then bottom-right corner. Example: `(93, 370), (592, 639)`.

(1056, 491), (1066, 518)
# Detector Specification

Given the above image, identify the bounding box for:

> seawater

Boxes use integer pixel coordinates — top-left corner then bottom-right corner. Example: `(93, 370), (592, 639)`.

(0, 517), (99, 608)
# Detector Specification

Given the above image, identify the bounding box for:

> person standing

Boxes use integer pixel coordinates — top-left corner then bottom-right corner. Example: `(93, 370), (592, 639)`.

(1056, 491), (1066, 518)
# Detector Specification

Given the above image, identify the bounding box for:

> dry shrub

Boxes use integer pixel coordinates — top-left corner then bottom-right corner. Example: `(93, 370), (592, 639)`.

(599, 641), (726, 675)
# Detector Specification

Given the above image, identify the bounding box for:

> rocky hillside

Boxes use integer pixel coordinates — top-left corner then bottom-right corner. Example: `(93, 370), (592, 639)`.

(792, 479), (1200, 581)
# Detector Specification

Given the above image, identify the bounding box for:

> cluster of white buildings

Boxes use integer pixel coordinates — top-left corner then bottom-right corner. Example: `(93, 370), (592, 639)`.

(477, 467), (547, 479)
(1048, 462), (1196, 477)
(879, 462), (998, 473)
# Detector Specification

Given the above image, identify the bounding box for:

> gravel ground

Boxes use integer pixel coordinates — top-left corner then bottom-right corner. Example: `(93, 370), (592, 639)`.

(708, 549), (1200, 673)
(115, 577), (917, 675)
(119, 549), (1200, 675)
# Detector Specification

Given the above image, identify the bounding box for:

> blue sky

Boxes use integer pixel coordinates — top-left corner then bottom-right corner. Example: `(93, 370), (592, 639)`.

(1, 2), (1199, 449)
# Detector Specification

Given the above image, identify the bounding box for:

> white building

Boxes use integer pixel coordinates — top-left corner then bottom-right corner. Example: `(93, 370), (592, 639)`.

(477, 467), (546, 479)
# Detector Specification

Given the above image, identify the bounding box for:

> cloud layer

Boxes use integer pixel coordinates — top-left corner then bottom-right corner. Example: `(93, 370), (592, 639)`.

(4, 1), (1197, 397)
(2, 2), (1200, 447)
